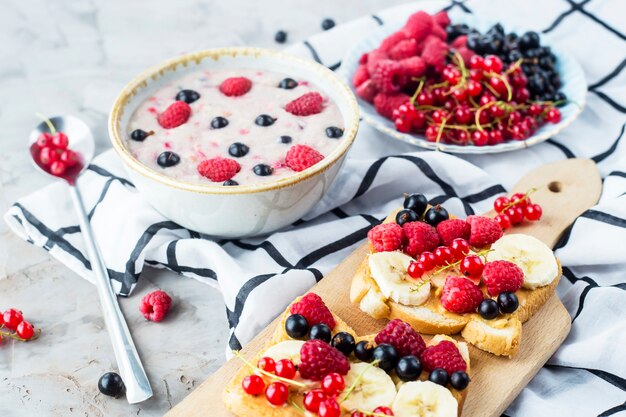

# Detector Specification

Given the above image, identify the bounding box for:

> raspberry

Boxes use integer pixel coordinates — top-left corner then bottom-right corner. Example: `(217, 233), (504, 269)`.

(402, 11), (434, 42)
(299, 340), (350, 381)
(157, 101), (191, 129)
(420, 340), (467, 374)
(366, 49), (390, 75)
(285, 144), (324, 172)
(466, 215), (503, 247)
(375, 319), (426, 357)
(436, 219), (471, 246)
(421, 36), (448, 71)
(379, 31), (408, 52)
(373, 93), (410, 119)
(371, 60), (406, 93)
(451, 35), (468, 49)
(399, 56), (426, 78)
(388, 39), (419, 61)
(356, 79), (378, 103)
(139, 290), (172, 322)
(482, 260), (524, 297)
(197, 157), (241, 182)
(352, 65), (370, 87)
(359, 53), (369, 65)
(290, 293), (336, 329)
(440, 276), (483, 314)
(219, 77), (252, 97)
(431, 23), (447, 41)
(285, 92), (324, 116)
(433, 11), (451, 28)
(457, 46), (475, 65)
(402, 221), (440, 257)
(367, 223), (403, 252)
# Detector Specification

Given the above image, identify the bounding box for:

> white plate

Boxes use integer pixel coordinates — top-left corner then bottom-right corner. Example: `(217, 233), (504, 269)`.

(339, 11), (587, 154)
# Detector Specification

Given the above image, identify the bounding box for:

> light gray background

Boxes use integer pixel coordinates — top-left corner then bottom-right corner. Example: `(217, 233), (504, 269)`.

(0, 1), (408, 416)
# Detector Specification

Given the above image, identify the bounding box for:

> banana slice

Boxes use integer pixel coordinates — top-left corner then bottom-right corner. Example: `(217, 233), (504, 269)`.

(368, 252), (431, 306)
(486, 234), (558, 289)
(392, 380), (458, 417)
(339, 362), (396, 412)
(359, 288), (391, 319)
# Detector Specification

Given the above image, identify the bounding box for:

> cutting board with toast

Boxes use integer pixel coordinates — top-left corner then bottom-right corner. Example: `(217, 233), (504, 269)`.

(166, 158), (602, 417)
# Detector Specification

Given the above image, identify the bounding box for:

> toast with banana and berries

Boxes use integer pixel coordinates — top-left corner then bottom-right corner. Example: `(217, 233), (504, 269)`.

(350, 193), (561, 357)
(224, 293), (471, 417)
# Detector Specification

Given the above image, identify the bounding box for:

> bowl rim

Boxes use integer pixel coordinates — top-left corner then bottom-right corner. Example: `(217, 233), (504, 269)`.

(108, 47), (360, 195)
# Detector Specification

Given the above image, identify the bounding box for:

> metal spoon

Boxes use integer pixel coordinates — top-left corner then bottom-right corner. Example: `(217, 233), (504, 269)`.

(29, 115), (153, 404)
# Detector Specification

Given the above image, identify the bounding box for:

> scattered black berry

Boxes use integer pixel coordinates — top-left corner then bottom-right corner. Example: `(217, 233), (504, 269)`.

(354, 340), (374, 362)
(519, 31), (540, 51)
(274, 30), (287, 44)
(450, 371), (470, 391)
(331, 332), (355, 356)
(253, 164), (273, 176)
(478, 299), (499, 320)
(255, 114), (276, 127)
(157, 151), (180, 168)
(309, 323), (332, 343)
(285, 314), (309, 339)
(497, 291), (519, 314)
(228, 142), (249, 158)
(371, 344), (398, 372)
(175, 89), (201, 104)
(395, 356), (422, 382)
(98, 372), (125, 397)
(278, 78), (298, 89)
(211, 117), (229, 129)
(223, 179), (239, 186)
(278, 135), (293, 144)
(395, 209), (419, 226)
(321, 18), (335, 31)
(403, 193), (428, 217)
(424, 205), (449, 227)
(428, 368), (449, 386)
(325, 126), (344, 139)
(130, 129), (153, 142)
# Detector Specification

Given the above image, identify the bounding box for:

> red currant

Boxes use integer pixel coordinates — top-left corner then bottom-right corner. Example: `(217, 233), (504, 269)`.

(36, 132), (53, 148)
(242, 374), (265, 395)
(275, 359), (296, 379)
(454, 107), (472, 124)
(412, 111), (426, 129)
(511, 73), (527, 88)
(257, 357), (276, 373)
(52, 132), (69, 149)
(60, 149), (79, 167)
(450, 238), (470, 259)
(510, 192), (529, 208)
(318, 398), (341, 417)
(395, 117), (411, 133)
(3, 309), (23, 330)
(508, 111), (522, 125)
(469, 55), (484, 70)
(432, 88), (446, 104)
(477, 111), (491, 125)
(443, 67), (461, 85)
(505, 206), (524, 224)
(546, 107), (561, 123)
(489, 77), (508, 96)
(483, 55), (503, 73)
(265, 382), (289, 406)
(455, 130), (470, 144)
(514, 88), (530, 103)
(50, 161), (67, 176)
(488, 103), (506, 118)
(418, 251), (437, 271)
(351, 412), (366, 417)
(510, 124), (528, 140)
(434, 246), (453, 266)
(479, 94), (496, 106)
(461, 255), (485, 279)
(471, 130), (489, 146)
(425, 125), (439, 142)
(16, 320), (35, 340)
(495, 213), (512, 230)
(467, 80), (482, 97)
(469, 69), (483, 82)
(304, 389), (326, 413)
(525, 204), (543, 221)
(372, 406), (394, 416)
(489, 130), (503, 145)
(431, 110), (448, 124)
(321, 372), (345, 395)
(39, 146), (58, 166)
(416, 91), (434, 106)
(452, 88), (468, 101)
(493, 196), (510, 213)
(407, 261), (425, 279)
(528, 103), (543, 116)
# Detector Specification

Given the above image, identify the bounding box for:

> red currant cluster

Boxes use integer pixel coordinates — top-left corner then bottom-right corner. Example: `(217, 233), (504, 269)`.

(32, 120), (80, 177)
(392, 54), (563, 146)
(407, 238), (472, 279)
(493, 191), (542, 230)
(1, 308), (37, 343)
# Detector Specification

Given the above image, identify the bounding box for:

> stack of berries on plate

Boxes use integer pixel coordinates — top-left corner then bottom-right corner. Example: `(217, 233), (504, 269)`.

(353, 10), (566, 146)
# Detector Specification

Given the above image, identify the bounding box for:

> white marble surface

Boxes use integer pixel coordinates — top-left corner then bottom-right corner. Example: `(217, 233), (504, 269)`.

(0, 1), (407, 415)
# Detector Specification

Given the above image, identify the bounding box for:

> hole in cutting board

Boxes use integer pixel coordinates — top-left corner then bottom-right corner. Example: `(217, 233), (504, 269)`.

(548, 181), (562, 192)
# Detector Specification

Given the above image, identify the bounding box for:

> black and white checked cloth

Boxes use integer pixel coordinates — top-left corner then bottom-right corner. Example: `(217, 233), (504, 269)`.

(5, 1), (626, 415)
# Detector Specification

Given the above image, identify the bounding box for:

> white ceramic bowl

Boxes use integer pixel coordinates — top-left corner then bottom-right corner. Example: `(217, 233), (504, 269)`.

(109, 47), (359, 238)
(339, 12), (586, 154)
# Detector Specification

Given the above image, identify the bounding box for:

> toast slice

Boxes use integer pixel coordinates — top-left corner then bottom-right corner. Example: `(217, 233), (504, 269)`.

(351, 204), (562, 357)
(224, 293), (471, 417)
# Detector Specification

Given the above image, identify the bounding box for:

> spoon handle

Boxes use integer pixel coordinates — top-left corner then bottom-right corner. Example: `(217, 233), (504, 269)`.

(69, 185), (153, 404)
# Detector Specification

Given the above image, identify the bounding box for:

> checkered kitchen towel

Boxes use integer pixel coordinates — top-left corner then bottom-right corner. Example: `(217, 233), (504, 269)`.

(5, 1), (626, 415)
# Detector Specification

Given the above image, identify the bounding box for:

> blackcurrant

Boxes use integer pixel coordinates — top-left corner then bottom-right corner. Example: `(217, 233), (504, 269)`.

(331, 332), (355, 356)
(395, 209), (419, 226)
(478, 299), (499, 320)
(253, 164), (273, 176)
(428, 368), (449, 386)
(278, 78), (298, 89)
(255, 114), (276, 127)
(130, 129), (152, 142)
(285, 314), (309, 339)
(274, 30), (287, 44)
(321, 18), (335, 31)
(325, 126), (344, 139)
(371, 344), (398, 372)
(98, 372), (125, 397)
(228, 142), (249, 158)
(278, 135), (292, 144)
(157, 151), (180, 168)
(175, 89), (201, 104)
(223, 179), (239, 186)
(309, 323), (332, 343)
(395, 356), (422, 382)
(519, 31), (540, 51)
(450, 371), (470, 391)
(424, 205), (449, 227)
(211, 116), (229, 129)
(403, 193), (428, 217)
(354, 340), (374, 362)
(497, 291), (519, 314)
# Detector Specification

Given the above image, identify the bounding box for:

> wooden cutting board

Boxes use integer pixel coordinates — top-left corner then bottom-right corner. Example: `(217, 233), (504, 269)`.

(166, 158), (601, 417)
